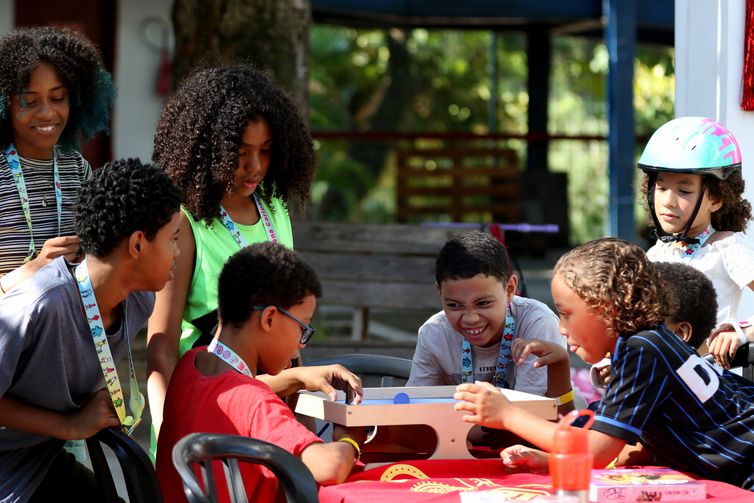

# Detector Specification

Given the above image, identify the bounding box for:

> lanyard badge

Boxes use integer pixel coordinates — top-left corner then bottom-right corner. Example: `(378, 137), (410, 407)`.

(207, 338), (254, 378)
(219, 193), (278, 248)
(5, 144), (62, 262)
(461, 307), (516, 387)
(75, 260), (144, 435)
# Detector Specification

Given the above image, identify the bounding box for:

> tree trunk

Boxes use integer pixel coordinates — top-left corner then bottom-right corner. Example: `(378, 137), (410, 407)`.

(171, 0), (310, 114)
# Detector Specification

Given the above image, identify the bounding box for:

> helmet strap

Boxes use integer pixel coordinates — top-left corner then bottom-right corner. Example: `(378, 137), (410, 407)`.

(647, 173), (675, 243)
(648, 174), (707, 245)
(678, 182), (707, 245)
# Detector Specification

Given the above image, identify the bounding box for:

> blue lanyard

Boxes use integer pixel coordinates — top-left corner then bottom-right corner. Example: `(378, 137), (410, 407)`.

(207, 339), (254, 378)
(461, 307), (515, 387)
(74, 260), (143, 435)
(4, 144), (62, 262)
(682, 225), (715, 258)
(219, 193), (278, 248)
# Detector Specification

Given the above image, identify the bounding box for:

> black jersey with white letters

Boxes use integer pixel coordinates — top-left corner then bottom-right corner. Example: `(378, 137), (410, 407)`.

(593, 324), (754, 490)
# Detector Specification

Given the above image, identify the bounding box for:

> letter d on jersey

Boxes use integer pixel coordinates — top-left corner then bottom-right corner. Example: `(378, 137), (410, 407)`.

(676, 354), (722, 403)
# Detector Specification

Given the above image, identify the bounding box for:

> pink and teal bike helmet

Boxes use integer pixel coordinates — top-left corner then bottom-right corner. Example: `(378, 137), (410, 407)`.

(637, 117), (742, 243)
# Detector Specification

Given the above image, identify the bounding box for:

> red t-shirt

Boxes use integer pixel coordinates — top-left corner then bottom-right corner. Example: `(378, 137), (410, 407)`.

(156, 347), (322, 502)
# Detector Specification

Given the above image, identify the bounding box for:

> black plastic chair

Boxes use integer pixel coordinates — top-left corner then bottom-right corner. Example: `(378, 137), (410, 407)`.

(305, 353), (413, 387)
(172, 432), (318, 503)
(85, 427), (162, 503)
(704, 342), (754, 381)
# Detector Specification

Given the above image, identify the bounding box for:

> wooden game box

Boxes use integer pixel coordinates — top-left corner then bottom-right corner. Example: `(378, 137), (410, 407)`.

(295, 385), (556, 459)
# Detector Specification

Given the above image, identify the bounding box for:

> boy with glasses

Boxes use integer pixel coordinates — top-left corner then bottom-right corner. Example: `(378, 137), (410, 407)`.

(156, 242), (369, 502)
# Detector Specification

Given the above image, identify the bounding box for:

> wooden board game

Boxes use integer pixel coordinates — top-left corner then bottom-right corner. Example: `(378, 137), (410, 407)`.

(295, 385), (556, 459)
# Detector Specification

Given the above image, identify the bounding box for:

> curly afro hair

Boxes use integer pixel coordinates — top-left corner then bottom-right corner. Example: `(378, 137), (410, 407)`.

(640, 171), (752, 232)
(153, 64), (315, 223)
(218, 241), (322, 329)
(76, 158), (180, 257)
(554, 238), (670, 338)
(435, 231), (511, 285)
(654, 262), (717, 350)
(0, 26), (115, 152)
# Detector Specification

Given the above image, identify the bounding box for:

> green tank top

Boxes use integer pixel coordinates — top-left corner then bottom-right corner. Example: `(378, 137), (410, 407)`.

(179, 197), (293, 355)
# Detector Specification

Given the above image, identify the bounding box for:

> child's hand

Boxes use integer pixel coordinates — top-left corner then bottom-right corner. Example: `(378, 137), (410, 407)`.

(37, 236), (81, 265)
(65, 388), (120, 440)
(500, 444), (550, 473)
(594, 364), (612, 387)
(453, 381), (509, 429)
(707, 323), (751, 369)
(298, 365), (364, 404)
(511, 338), (568, 368)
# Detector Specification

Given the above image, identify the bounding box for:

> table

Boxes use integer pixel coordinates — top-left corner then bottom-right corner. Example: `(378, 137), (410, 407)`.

(295, 385), (556, 459)
(318, 460), (754, 503)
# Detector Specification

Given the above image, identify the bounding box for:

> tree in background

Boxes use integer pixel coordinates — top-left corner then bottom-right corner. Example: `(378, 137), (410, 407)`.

(171, 0), (310, 111)
(309, 25), (674, 242)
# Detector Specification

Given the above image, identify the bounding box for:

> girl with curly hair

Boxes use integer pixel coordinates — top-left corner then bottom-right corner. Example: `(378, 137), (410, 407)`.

(637, 116), (754, 368)
(147, 64), (316, 449)
(0, 26), (114, 291)
(453, 238), (754, 491)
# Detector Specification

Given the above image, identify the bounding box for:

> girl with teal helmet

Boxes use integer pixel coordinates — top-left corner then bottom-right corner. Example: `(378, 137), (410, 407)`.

(637, 116), (754, 370)
(638, 116), (742, 243)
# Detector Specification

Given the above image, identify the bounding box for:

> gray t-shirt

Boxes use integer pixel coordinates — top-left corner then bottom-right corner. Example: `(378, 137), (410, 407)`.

(0, 257), (154, 502)
(407, 295), (564, 394)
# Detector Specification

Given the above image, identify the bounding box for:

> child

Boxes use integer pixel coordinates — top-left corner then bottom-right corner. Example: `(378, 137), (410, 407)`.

(156, 242), (369, 502)
(408, 231), (574, 413)
(589, 261), (719, 403)
(455, 238), (754, 490)
(637, 116), (754, 368)
(655, 261), (718, 351)
(0, 26), (114, 289)
(0, 159), (180, 502)
(147, 64), (316, 443)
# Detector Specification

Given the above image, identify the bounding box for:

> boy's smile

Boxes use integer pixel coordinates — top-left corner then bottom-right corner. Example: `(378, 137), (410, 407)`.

(440, 273), (516, 348)
(551, 273), (613, 364)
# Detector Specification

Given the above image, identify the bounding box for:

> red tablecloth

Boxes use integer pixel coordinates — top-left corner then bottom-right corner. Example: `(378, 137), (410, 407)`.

(318, 459), (754, 503)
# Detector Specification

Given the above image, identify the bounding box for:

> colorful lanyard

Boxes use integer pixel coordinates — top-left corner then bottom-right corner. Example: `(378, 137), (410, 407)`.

(461, 307), (516, 387)
(74, 260), (143, 435)
(207, 338), (254, 378)
(682, 225), (715, 257)
(219, 193), (278, 248)
(5, 143), (62, 262)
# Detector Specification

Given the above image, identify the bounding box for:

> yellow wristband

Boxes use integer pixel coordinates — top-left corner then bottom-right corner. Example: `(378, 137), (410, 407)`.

(338, 436), (361, 460)
(555, 389), (575, 406)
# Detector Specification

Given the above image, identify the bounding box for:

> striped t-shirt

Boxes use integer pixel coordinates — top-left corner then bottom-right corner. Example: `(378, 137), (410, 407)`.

(593, 324), (754, 489)
(0, 148), (90, 274)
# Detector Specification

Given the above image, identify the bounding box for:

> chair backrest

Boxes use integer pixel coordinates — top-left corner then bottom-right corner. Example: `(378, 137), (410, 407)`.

(86, 427), (162, 503)
(305, 353), (413, 387)
(172, 432), (319, 503)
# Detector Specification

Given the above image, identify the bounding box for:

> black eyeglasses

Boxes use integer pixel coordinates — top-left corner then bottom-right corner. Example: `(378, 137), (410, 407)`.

(254, 306), (316, 344)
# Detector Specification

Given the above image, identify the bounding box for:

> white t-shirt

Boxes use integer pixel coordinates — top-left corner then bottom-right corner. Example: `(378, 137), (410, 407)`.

(407, 295), (564, 396)
(647, 232), (754, 324)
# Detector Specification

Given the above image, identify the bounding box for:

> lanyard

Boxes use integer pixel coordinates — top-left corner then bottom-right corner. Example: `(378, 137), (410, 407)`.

(4, 144), (62, 262)
(74, 260), (143, 435)
(682, 225), (715, 258)
(461, 307), (516, 387)
(207, 338), (254, 378)
(219, 193), (278, 248)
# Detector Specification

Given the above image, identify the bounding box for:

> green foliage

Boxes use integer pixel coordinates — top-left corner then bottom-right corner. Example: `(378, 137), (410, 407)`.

(309, 26), (675, 244)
